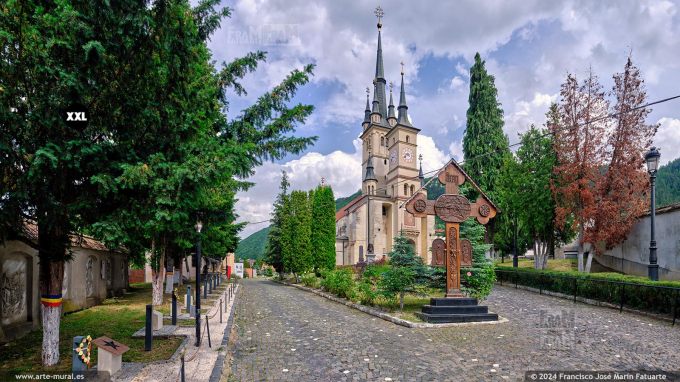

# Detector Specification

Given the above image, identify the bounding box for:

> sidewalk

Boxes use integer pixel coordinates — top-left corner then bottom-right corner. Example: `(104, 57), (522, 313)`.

(113, 282), (239, 382)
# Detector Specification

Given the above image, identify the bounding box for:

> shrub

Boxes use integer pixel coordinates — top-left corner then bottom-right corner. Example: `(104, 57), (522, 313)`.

(300, 273), (320, 288)
(262, 268), (274, 277)
(461, 263), (496, 301)
(495, 267), (680, 316)
(378, 267), (416, 311)
(320, 268), (356, 299)
(355, 280), (377, 305)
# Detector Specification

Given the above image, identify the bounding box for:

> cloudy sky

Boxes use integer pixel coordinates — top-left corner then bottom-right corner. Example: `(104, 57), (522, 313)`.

(205, 0), (680, 238)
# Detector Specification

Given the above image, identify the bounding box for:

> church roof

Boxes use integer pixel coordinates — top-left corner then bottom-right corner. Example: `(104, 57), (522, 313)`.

(364, 155), (378, 182)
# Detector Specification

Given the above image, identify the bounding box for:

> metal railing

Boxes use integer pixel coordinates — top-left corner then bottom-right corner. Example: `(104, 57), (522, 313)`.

(496, 269), (680, 325)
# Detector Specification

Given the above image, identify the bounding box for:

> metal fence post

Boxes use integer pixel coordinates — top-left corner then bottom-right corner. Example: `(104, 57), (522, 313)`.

(573, 278), (577, 303)
(145, 304), (152, 351)
(172, 292), (177, 325)
(619, 284), (625, 313)
(204, 279), (208, 299)
(220, 298), (223, 323)
(206, 315), (212, 348)
(674, 289), (679, 326)
(180, 353), (185, 382)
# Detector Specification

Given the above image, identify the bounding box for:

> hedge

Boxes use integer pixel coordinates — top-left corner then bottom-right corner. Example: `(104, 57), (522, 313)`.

(495, 266), (680, 318)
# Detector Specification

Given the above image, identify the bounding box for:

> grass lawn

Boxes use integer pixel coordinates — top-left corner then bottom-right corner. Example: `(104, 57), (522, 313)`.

(0, 283), (183, 374)
(495, 257), (578, 272)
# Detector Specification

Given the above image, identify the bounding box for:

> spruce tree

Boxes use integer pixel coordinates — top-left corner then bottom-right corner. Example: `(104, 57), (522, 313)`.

(462, 53), (511, 254)
(311, 184), (337, 273)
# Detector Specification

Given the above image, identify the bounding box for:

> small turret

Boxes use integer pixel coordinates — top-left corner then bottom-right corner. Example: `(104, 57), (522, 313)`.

(397, 64), (413, 127)
(363, 154), (378, 195)
(387, 82), (397, 127)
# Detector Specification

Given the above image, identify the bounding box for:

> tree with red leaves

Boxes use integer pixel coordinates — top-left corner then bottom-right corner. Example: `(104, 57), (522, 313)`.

(551, 70), (609, 272)
(592, 57), (658, 254)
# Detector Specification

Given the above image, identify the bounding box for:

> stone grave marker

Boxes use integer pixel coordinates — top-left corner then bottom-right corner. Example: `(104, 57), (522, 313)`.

(93, 336), (129, 376)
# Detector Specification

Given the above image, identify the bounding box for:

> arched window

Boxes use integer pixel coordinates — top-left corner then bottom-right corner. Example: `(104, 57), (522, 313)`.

(406, 135), (410, 143)
(404, 184), (408, 195)
(380, 136), (384, 146)
(410, 185), (415, 195)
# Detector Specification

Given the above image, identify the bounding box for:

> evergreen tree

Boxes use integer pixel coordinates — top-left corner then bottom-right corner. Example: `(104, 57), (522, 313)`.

(311, 184), (337, 273)
(657, 158), (680, 207)
(462, 53), (511, 254)
(282, 190), (312, 279)
(265, 171), (290, 275)
(379, 235), (423, 311)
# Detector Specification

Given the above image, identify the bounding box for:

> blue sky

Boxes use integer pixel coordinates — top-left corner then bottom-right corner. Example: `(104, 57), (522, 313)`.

(204, 0), (680, 238)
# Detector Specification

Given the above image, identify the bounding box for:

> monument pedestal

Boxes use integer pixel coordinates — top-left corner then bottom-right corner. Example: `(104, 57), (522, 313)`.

(416, 297), (498, 323)
(93, 336), (129, 376)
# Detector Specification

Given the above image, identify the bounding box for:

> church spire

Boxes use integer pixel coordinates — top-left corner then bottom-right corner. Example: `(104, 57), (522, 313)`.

(364, 154), (378, 182)
(418, 154), (424, 186)
(363, 87), (371, 125)
(373, 6), (387, 119)
(387, 81), (396, 123)
(397, 62), (412, 127)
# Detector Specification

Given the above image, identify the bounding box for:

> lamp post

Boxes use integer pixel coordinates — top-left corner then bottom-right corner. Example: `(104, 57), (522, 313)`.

(645, 147), (660, 281)
(194, 219), (203, 346)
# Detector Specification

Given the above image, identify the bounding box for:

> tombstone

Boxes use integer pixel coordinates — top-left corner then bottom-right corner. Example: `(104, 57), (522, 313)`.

(93, 336), (129, 376)
(151, 310), (163, 330)
(72, 335), (91, 373)
(1, 254), (29, 327)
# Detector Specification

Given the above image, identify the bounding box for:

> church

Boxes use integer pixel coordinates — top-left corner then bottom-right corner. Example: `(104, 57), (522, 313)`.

(335, 10), (435, 265)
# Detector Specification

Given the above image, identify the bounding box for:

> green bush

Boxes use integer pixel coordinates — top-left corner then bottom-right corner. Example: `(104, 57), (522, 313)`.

(461, 263), (496, 301)
(262, 268), (274, 277)
(320, 268), (356, 299)
(300, 273), (320, 288)
(355, 280), (377, 305)
(495, 267), (680, 316)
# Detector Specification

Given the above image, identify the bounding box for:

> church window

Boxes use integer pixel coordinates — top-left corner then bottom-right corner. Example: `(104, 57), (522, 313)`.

(410, 185), (415, 195)
(406, 135), (410, 143)
(384, 159), (387, 165)
(381, 136), (384, 146)
(403, 184), (408, 195)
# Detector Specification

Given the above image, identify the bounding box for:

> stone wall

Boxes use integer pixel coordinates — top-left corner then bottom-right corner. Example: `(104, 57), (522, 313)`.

(593, 204), (680, 281)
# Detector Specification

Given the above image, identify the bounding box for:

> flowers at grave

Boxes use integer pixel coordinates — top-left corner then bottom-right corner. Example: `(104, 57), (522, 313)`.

(74, 335), (93, 367)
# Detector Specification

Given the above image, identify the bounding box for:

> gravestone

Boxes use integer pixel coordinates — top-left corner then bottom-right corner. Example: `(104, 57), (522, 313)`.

(152, 310), (163, 330)
(93, 336), (129, 376)
(406, 160), (499, 323)
(72, 335), (91, 373)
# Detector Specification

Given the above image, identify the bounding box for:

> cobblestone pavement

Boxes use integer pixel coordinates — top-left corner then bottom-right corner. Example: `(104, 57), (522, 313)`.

(227, 279), (680, 382)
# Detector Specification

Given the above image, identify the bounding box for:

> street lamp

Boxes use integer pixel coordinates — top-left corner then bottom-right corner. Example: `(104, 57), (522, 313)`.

(194, 219), (203, 346)
(645, 147), (660, 281)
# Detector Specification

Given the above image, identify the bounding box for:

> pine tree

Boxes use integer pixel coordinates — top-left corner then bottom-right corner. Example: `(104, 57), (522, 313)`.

(265, 171), (290, 275)
(311, 184), (337, 273)
(462, 53), (511, 255)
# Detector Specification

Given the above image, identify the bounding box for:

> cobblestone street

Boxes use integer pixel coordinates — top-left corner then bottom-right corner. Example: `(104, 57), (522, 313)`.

(227, 279), (680, 382)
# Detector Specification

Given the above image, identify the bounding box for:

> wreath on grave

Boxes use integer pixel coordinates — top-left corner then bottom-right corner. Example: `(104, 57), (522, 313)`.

(74, 335), (92, 367)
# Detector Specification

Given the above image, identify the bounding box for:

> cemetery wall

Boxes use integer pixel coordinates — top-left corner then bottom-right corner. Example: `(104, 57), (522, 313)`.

(0, 237), (128, 342)
(595, 203), (680, 281)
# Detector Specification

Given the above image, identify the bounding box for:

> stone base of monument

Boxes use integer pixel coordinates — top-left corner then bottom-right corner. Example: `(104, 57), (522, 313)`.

(415, 297), (498, 323)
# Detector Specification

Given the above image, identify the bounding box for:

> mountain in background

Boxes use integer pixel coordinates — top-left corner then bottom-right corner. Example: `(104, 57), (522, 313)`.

(657, 157), (680, 207)
(236, 190), (363, 260)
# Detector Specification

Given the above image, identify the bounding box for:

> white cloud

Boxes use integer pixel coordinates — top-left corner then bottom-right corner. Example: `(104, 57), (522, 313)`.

(654, 117), (680, 165)
(449, 76), (465, 90)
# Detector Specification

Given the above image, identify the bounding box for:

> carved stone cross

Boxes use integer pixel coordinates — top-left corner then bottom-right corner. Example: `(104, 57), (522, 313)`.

(406, 161), (497, 297)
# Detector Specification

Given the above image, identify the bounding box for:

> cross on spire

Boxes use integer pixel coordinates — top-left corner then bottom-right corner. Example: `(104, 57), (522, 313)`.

(374, 6), (384, 28)
(400, 61), (405, 75)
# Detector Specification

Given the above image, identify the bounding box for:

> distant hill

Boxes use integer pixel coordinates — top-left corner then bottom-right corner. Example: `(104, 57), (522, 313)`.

(235, 226), (270, 260)
(235, 190), (364, 260)
(657, 157), (680, 207)
(335, 189), (361, 210)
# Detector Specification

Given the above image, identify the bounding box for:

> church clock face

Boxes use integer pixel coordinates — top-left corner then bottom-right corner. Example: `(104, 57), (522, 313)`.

(390, 150), (397, 165)
(402, 148), (413, 163)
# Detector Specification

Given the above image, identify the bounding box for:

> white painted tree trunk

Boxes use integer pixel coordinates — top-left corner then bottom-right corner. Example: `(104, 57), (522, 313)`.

(584, 252), (593, 273)
(534, 240), (549, 270)
(152, 268), (165, 306)
(41, 305), (61, 366)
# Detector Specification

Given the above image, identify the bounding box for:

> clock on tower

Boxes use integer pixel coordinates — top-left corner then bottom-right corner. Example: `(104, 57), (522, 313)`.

(402, 148), (413, 163)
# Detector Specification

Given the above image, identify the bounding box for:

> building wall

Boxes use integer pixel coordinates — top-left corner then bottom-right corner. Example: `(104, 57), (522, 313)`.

(0, 240), (127, 342)
(593, 206), (680, 280)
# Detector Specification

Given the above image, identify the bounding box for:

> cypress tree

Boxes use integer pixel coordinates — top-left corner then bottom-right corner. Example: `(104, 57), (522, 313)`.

(265, 171), (290, 275)
(462, 53), (511, 254)
(282, 190), (312, 279)
(311, 184), (337, 273)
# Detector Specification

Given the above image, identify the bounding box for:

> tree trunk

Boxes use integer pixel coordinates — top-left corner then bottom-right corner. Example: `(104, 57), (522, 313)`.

(584, 251), (593, 273)
(577, 227), (585, 272)
(399, 292), (404, 312)
(40, 259), (65, 366)
(151, 240), (165, 306)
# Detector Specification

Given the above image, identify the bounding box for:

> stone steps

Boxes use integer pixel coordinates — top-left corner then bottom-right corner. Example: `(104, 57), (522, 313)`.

(417, 297), (499, 323)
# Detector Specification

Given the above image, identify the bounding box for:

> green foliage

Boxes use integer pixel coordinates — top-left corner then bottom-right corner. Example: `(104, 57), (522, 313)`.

(282, 190), (313, 276)
(388, 235), (423, 268)
(495, 267), (680, 315)
(657, 157), (680, 207)
(265, 171), (290, 274)
(378, 267), (416, 311)
(300, 273), (320, 289)
(463, 53), (511, 201)
(335, 190), (361, 211)
(460, 219), (495, 300)
(311, 185), (337, 272)
(320, 268), (356, 299)
(237, 226), (270, 260)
